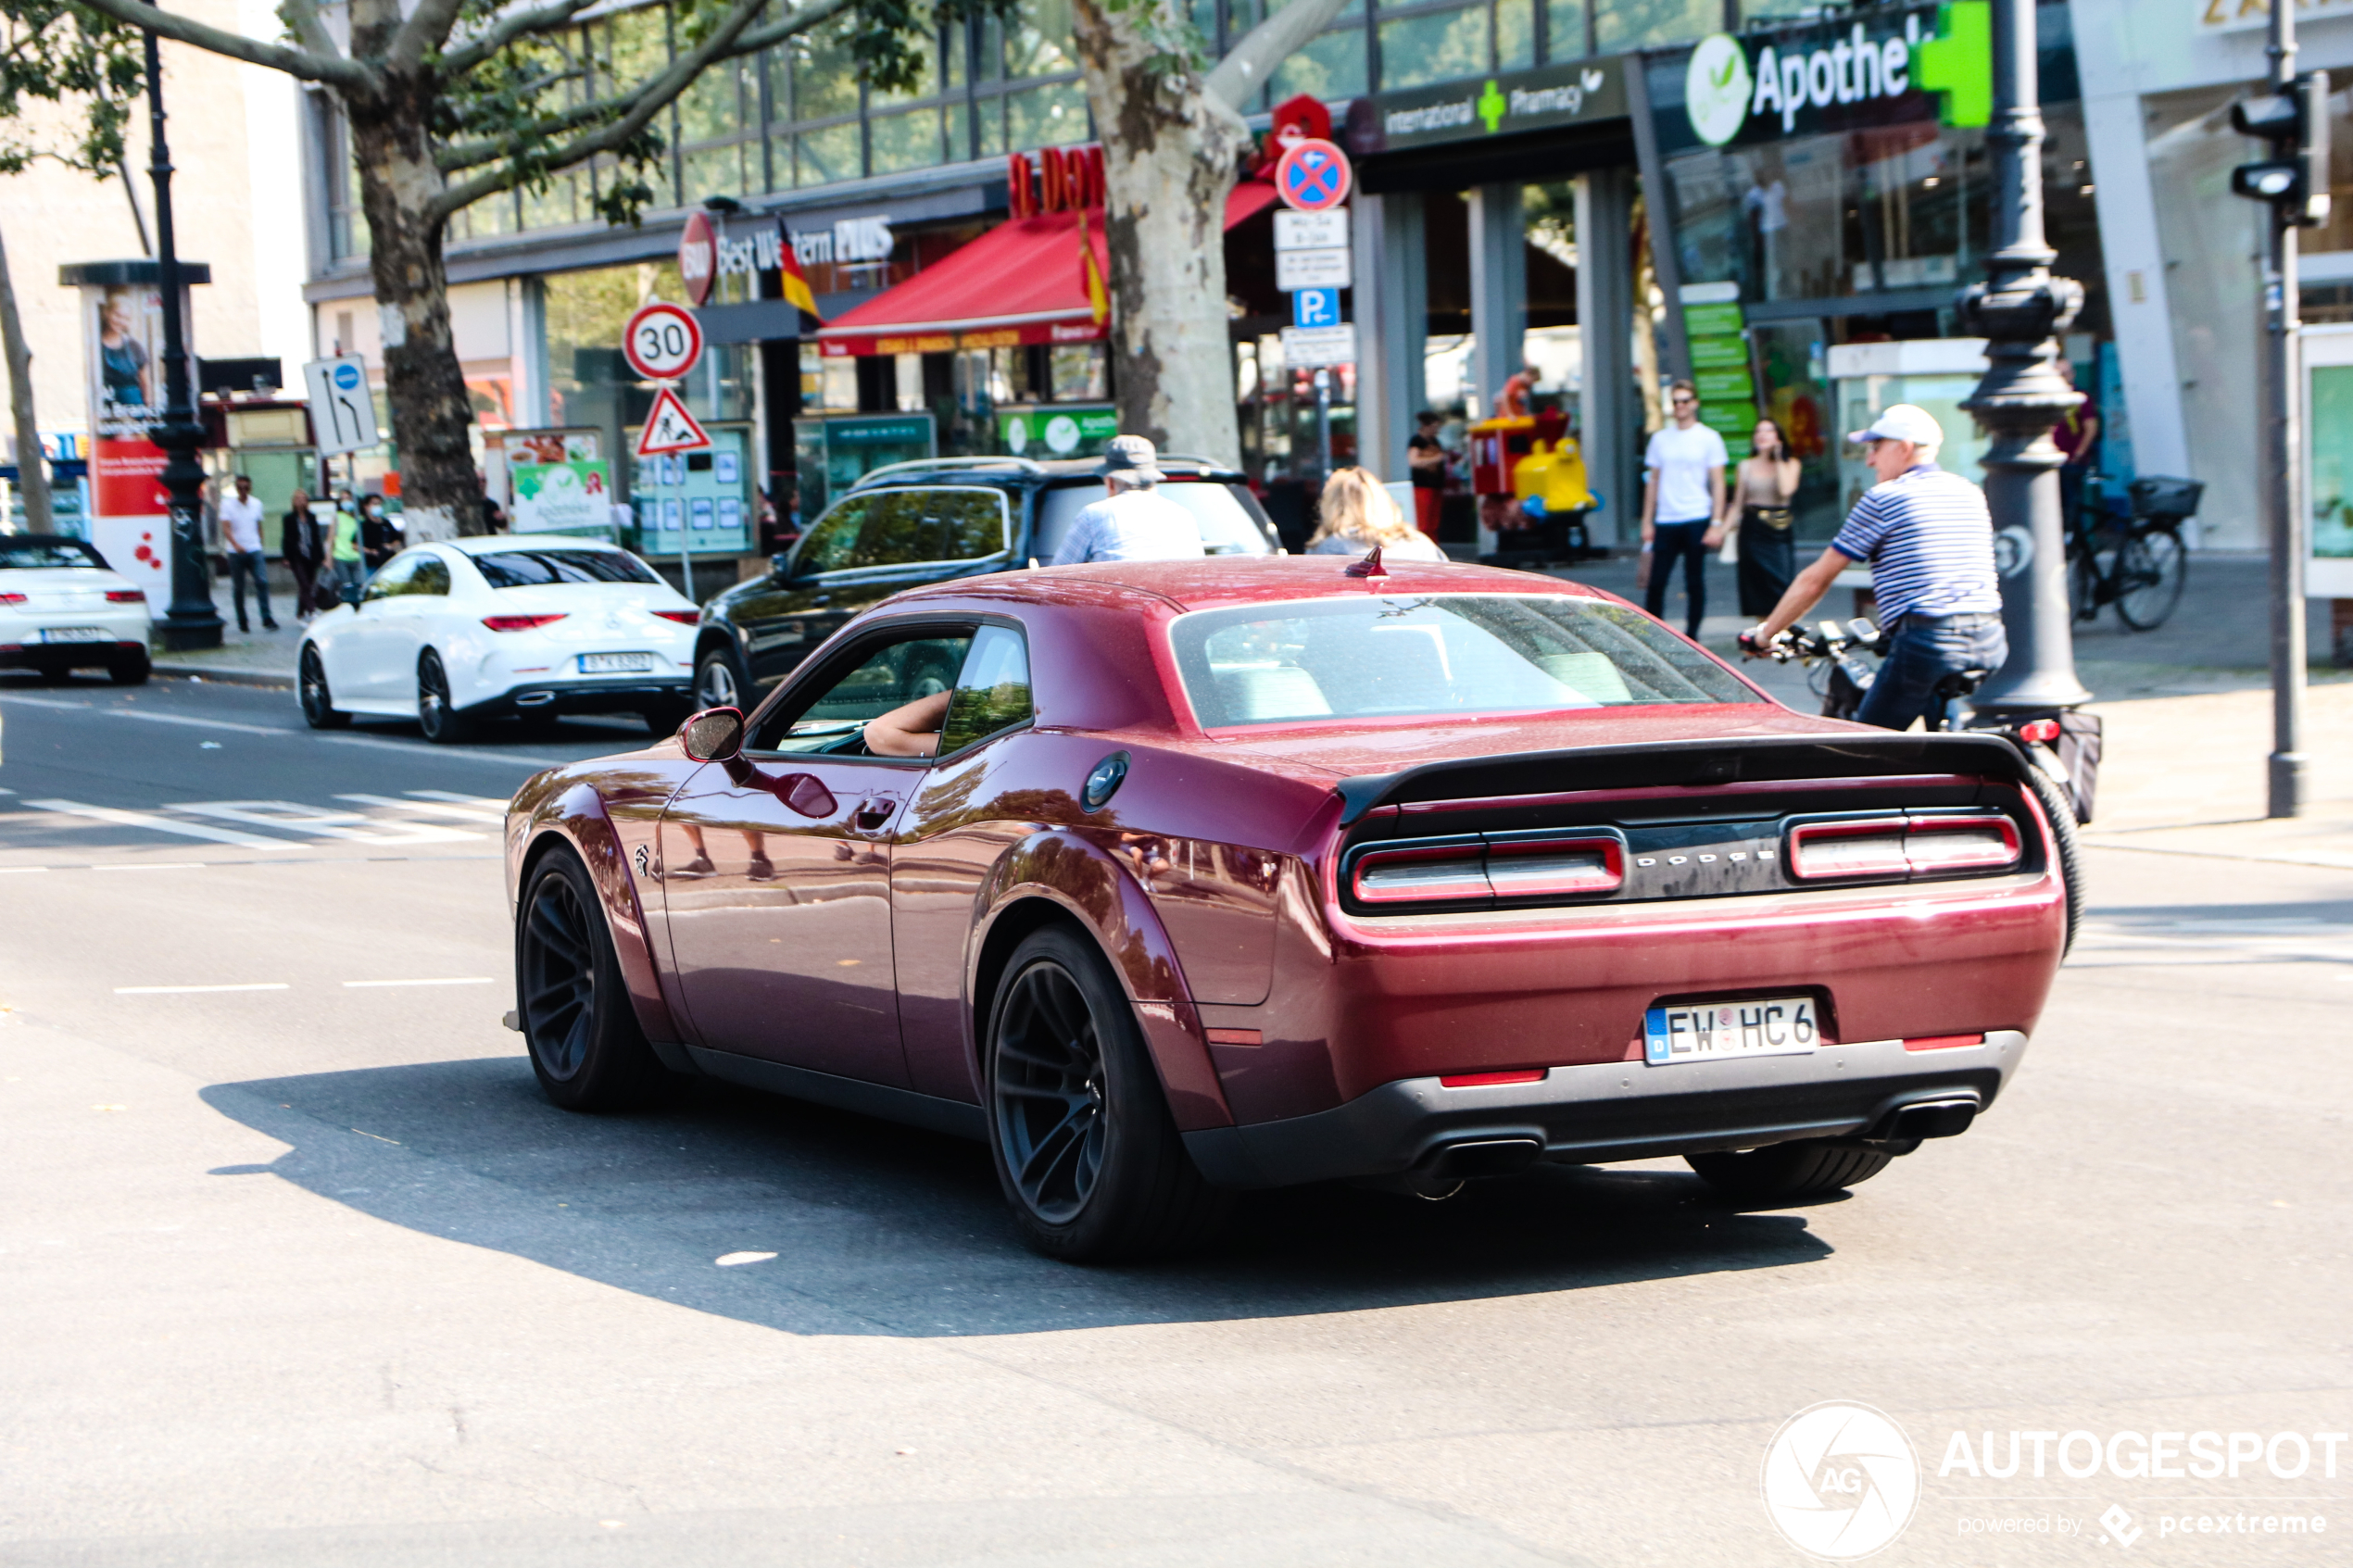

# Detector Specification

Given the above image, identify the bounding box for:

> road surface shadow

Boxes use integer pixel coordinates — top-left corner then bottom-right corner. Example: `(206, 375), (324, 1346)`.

(199, 1055), (1833, 1338)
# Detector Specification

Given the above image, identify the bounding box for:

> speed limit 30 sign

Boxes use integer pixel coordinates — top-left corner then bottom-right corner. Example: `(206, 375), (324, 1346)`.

(623, 301), (704, 382)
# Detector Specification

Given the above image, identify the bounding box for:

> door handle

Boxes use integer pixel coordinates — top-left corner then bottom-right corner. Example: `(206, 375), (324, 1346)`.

(854, 795), (898, 831)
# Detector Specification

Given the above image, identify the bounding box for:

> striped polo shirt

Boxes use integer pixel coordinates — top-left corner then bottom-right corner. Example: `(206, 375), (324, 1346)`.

(1831, 463), (2002, 624)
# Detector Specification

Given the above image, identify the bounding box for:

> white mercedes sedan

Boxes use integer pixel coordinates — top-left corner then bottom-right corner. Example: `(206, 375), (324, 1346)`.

(0, 533), (152, 685)
(297, 536), (699, 743)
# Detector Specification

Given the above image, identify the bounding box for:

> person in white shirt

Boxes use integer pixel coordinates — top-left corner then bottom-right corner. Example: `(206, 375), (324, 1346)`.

(1304, 466), (1447, 561)
(217, 473), (277, 632)
(1049, 435), (1206, 566)
(1640, 379), (1729, 637)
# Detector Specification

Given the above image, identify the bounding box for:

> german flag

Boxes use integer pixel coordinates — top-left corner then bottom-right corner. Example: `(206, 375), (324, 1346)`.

(780, 232), (823, 323)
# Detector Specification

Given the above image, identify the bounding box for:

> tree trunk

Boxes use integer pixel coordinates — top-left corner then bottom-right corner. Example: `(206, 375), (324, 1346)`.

(1071, 0), (1250, 469)
(0, 219), (55, 533)
(348, 97), (482, 538)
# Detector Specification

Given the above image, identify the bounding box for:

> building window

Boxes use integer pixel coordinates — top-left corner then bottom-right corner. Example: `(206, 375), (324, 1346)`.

(1592, 0), (1718, 54)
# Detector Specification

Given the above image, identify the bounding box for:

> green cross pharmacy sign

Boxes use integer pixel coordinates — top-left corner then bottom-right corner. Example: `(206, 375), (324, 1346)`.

(1680, 2), (1992, 151)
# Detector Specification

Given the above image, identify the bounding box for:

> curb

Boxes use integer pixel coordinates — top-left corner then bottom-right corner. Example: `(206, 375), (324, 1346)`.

(152, 662), (296, 690)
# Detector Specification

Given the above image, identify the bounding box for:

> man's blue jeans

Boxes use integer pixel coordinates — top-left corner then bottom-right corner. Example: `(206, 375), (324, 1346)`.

(1856, 612), (2007, 731)
(227, 548), (274, 629)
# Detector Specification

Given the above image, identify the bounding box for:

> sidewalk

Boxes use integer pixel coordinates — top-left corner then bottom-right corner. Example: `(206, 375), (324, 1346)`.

(148, 578), (309, 686)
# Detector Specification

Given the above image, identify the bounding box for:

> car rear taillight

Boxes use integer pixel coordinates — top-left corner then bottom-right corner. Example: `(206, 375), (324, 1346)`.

(1351, 844), (1491, 904)
(105, 588), (145, 603)
(1440, 1069), (1547, 1087)
(1787, 822), (1911, 880)
(1485, 836), (1624, 897)
(482, 613), (568, 632)
(0, 593), (25, 607)
(651, 609), (698, 624)
(1788, 815), (2021, 881)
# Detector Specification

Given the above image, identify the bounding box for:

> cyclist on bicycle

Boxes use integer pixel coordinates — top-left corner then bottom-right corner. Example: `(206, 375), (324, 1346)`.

(1741, 404), (2007, 731)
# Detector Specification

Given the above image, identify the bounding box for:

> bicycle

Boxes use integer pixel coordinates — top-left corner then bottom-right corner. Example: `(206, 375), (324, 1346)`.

(2065, 473), (2200, 633)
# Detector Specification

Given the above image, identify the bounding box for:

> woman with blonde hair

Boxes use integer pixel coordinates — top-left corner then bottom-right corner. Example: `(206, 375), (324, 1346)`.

(1305, 467), (1447, 560)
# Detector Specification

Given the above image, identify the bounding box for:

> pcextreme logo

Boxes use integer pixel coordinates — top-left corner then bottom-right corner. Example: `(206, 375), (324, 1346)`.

(1683, 2), (1991, 148)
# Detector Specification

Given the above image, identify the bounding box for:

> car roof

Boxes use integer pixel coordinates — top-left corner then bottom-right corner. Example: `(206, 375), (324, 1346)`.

(885, 556), (1617, 615)
(436, 534), (626, 556)
(849, 455), (1244, 490)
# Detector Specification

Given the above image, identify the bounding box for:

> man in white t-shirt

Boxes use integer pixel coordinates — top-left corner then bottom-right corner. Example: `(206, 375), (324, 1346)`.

(217, 473), (277, 632)
(1049, 435), (1205, 566)
(1640, 379), (1728, 637)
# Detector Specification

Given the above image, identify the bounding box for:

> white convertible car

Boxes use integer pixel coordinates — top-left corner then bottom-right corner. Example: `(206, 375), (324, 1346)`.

(297, 536), (700, 743)
(0, 533), (152, 684)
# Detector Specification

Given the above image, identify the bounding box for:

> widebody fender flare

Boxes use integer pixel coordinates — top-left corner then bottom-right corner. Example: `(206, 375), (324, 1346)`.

(517, 781), (683, 1045)
(969, 828), (1234, 1131)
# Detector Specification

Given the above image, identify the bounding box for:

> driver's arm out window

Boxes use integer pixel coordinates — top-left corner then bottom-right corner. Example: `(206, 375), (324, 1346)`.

(751, 632), (975, 754)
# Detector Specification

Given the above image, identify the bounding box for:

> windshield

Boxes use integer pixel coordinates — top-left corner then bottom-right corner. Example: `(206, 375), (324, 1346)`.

(0, 538), (107, 570)
(795, 488), (1010, 575)
(1032, 481), (1274, 561)
(1170, 595), (1759, 728)
(472, 548), (660, 587)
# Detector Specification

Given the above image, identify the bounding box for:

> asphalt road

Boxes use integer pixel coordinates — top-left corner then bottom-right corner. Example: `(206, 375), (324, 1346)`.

(2, 671), (2349, 1567)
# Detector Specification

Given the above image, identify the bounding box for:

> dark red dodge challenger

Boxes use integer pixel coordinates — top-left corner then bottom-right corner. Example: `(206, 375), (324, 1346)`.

(505, 557), (2072, 1261)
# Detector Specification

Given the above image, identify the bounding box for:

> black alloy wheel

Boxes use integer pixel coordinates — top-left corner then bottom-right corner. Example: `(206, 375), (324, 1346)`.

(1685, 1139), (1894, 1204)
(515, 849), (673, 1111)
(297, 646), (348, 728)
(985, 924), (1228, 1261)
(417, 649), (471, 744)
(695, 646), (744, 711)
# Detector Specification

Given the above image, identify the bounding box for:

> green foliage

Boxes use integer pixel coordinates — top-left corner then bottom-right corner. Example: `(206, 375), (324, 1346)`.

(0, 0), (145, 178)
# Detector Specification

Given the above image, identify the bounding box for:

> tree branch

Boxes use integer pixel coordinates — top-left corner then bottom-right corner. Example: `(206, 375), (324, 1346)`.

(435, 0), (598, 80)
(75, 0), (374, 89)
(274, 0), (342, 62)
(1202, 0), (1344, 110)
(389, 0), (470, 74)
(427, 0), (858, 216)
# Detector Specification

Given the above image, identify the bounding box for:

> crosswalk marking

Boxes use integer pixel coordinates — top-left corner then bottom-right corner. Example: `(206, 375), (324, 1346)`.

(168, 800), (480, 845)
(25, 799), (306, 849)
(334, 793), (505, 824)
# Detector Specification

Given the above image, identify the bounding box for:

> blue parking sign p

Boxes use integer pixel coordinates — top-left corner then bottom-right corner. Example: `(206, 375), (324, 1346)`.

(1292, 287), (1340, 329)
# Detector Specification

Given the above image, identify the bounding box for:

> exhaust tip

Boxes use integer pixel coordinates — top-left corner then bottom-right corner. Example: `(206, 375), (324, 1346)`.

(1424, 1135), (1544, 1178)
(1888, 1098), (1978, 1140)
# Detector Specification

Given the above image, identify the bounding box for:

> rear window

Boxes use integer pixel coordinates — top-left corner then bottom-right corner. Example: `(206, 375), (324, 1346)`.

(472, 548), (659, 587)
(1170, 595), (1758, 729)
(0, 538), (107, 570)
(1032, 481), (1274, 561)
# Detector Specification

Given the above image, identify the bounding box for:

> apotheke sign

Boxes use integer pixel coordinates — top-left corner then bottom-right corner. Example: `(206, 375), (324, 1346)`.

(1670, 2), (1991, 151)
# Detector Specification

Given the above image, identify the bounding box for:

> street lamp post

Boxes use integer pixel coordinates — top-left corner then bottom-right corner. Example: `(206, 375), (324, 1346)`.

(144, 13), (222, 651)
(1962, 0), (2087, 717)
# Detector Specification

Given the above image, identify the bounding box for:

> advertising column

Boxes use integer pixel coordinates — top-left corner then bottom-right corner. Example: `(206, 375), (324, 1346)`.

(63, 261), (205, 599)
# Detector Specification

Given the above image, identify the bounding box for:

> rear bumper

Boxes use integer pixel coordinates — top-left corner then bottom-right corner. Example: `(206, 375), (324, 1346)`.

(1181, 1030), (2027, 1189)
(464, 676), (690, 718)
(0, 637), (146, 670)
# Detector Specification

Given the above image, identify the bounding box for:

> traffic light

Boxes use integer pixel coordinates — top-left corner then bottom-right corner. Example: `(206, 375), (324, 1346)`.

(2232, 71), (2332, 227)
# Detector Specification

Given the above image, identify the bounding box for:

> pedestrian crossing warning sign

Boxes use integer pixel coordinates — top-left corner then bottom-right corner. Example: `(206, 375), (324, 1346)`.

(635, 385), (712, 457)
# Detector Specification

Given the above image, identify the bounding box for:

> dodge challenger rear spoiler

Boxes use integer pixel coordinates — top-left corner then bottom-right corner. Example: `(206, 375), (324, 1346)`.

(1331, 731), (2034, 826)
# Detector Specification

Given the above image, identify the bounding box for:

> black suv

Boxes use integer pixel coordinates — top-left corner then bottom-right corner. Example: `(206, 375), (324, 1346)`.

(689, 454), (1277, 708)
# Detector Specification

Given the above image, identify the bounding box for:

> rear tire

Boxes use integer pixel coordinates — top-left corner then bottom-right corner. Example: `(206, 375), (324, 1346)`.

(516, 848), (674, 1111)
(2023, 761), (2084, 957)
(1686, 1139), (1893, 1203)
(108, 646), (151, 685)
(417, 649), (472, 745)
(298, 646), (351, 729)
(985, 924), (1228, 1261)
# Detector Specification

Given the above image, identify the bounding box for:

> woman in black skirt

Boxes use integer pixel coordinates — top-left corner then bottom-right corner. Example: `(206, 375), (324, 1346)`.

(1728, 416), (1803, 618)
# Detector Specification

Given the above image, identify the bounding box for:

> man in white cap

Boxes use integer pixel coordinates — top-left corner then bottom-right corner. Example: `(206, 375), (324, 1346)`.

(1743, 403), (2005, 730)
(1049, 434), (1205, 566)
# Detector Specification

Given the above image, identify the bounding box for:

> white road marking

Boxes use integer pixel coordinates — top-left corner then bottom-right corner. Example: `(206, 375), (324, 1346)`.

(333, 793), (504, 824)
(0, 692), (577, 768)
(114, 983), (289, 994)
(25, 800), (301, 849)
(167, 800), (479, 844)
(0, 696), (287, 735)
(341, 977), (495, 988)
(0, 866), (49, 873)
(406, 790), (516, 809)
(91, 862), (207, 872)
(316, 734), (574, 769)
(715, 1251), (777, 1266)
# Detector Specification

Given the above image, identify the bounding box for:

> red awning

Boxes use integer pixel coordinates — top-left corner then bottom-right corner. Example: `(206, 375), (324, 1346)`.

(817, 182), (1281, 358)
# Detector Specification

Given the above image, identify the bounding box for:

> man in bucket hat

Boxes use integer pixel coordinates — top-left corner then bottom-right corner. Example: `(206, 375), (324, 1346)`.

(1049, 434), (1205, 565)
(1742, 403), (2006, 731)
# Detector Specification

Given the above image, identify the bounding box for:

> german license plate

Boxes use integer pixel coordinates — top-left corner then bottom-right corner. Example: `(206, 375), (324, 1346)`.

(39, 626), (110, 643)
(579, 651), (653, 673)
(1644, 996), (1819, 1065)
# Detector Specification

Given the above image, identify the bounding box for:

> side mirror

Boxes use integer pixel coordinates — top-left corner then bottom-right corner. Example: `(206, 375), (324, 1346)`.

(679, 706), (745, 763)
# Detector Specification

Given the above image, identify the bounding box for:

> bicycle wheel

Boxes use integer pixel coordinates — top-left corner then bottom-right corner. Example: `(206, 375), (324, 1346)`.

(2114, 528), (2186, 631)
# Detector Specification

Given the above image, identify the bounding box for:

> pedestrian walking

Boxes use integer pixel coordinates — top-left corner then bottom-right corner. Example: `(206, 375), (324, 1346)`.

(1727, 416), (1803, 618)
(1406, 411), (1448, 541)
(281, 489), (327, 619)
(218, 473), (277, 632)
(359, 495), (399, 569)
(329, 494), (366, 602)
(1305, 466), (1446, 561)
(1048, 436), (1206, 565)
(1744, 404), (2005, 732)
(1640, 380), (1729, 638)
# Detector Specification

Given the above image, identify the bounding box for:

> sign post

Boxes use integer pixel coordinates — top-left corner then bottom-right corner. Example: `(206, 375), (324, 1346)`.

(625, 300), (713, 601)
(1272, 148), (1354, 482)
